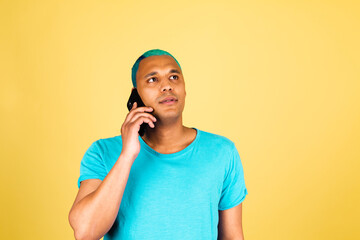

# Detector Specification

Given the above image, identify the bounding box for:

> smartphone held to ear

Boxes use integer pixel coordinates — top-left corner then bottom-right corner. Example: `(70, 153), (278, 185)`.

(127, 88), (152, 137)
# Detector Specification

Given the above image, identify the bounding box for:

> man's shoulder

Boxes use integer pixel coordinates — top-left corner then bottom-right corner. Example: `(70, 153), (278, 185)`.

(90, 135), (123, 150)
(197, 128), (235, 149)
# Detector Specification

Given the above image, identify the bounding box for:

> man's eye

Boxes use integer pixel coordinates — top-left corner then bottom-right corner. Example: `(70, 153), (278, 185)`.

(170, 75), (178, 80)
(148, 78), (156, 83)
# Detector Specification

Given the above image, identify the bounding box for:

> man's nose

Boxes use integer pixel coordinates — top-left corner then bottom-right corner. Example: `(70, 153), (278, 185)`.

(161, 78), (173, 92)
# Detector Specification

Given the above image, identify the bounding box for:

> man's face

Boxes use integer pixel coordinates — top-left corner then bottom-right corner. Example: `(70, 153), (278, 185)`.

(135, 55), (186, 121)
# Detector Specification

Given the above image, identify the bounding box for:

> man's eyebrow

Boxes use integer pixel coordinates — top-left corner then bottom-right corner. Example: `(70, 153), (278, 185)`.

(143, 69), (180, 79)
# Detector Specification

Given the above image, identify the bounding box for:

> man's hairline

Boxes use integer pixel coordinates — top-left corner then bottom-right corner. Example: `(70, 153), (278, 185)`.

(136, 57), (182, 86)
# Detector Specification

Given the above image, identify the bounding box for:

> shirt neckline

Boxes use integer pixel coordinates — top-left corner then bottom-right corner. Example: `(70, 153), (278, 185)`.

(138, 127), (200, 158)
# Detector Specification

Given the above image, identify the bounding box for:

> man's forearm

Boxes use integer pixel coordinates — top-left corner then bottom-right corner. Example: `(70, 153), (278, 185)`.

(69, 153), (134, 240)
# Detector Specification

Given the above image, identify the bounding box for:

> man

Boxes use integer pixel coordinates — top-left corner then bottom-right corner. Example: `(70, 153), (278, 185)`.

(68, 49), (248, 240)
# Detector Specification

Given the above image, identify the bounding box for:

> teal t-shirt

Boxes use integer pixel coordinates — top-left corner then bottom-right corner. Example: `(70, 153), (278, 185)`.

(77, 127), (248, 240)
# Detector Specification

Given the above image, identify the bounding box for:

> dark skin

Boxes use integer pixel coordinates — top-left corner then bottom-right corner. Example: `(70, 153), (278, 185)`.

(135, 55), (197, 154)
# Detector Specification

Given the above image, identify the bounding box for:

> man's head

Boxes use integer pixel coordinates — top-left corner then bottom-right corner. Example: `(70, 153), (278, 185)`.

(131, 49), (186, 122)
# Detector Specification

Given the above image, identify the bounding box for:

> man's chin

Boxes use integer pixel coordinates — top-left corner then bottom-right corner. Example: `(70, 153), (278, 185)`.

(154, 112), (181, 122)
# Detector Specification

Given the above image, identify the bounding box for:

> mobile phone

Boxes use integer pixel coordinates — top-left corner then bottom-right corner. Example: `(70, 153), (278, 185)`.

(127, 88), (152, 136)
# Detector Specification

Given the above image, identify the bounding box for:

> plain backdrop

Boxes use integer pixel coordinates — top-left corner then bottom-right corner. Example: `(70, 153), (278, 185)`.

(1, 0), (359, 239)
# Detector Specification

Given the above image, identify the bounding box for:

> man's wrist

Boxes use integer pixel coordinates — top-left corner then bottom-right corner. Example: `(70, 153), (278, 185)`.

(119, 151), (137, 163)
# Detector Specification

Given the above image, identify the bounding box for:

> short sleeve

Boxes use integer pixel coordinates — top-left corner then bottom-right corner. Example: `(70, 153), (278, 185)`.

(218, 143), (248, 210)
(77, 140), (108, 188)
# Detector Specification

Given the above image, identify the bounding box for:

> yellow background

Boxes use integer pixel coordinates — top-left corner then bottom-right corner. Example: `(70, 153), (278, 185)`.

(1, 0), (359, 239)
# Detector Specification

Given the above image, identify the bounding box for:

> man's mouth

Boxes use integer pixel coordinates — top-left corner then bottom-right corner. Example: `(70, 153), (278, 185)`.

(159, 96), (178, 103)
(160, 99), (178, 104)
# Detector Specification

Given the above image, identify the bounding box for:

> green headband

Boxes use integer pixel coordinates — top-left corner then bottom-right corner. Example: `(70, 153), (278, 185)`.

(131, 49), (182, 88)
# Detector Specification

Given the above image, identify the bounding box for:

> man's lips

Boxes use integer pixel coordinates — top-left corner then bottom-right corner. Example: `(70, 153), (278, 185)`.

(159, 96), (178, 103)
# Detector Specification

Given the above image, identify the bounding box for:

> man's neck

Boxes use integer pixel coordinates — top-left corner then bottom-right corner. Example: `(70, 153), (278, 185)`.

(140, 116), (194, 153)
(142, 125), (186, 148)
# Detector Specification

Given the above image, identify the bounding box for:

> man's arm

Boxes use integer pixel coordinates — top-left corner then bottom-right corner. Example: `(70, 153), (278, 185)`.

(68, 153), (134, 240)
(218, 203), (244, 240)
